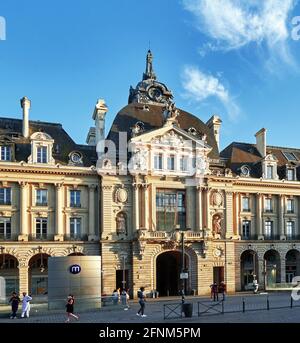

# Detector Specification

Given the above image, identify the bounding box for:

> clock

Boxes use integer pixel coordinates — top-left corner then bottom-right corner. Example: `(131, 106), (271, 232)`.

(148, 87), (162, 101)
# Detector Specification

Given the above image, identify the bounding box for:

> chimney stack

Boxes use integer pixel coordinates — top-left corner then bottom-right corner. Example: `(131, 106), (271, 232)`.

(206, 115), (222, 151)
(255, 128), (267, 158)
(20, 96), (31, 138)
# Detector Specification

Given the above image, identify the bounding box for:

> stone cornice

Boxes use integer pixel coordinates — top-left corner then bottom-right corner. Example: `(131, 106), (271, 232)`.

(0, 163), (97, 176)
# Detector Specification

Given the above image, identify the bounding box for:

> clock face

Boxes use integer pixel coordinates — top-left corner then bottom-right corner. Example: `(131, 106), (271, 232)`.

(148, 87), (162, 101)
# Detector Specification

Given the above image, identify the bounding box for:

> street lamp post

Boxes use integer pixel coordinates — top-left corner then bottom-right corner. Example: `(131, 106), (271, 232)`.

(180, 231), (185, 305)
(121, 256), (126, 290)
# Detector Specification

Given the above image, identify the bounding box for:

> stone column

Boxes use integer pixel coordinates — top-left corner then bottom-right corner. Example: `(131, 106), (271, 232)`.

(234, 192), (240, 237)
(258, 258), (265, 289)
(18, 265), (29, 294)
(19, 182), (29, 241)
(225, 191), (234, 238)
(257, 193), (263, 240)
(205, 188), (211, 237)
(133, 182), (140, 231)
(55, 183), (64, 241)
(143, 183), (149, 230)
(196, 186), (203, 233)
(279, 195), (285, 240)
(88, 184), (97, 241)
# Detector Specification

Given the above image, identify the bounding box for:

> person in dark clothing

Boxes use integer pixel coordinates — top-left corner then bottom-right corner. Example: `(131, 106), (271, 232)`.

(211, 282), (219, 301)
(65, 294), (79, 322)
(136, 287), (147, 317)
(9, 292), (20, 319)
(218, 281), (226, 300)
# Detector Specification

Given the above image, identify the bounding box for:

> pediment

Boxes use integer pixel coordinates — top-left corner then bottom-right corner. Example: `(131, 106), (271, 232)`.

(264, 153), (278, 162)
(130, 124), (211, 151)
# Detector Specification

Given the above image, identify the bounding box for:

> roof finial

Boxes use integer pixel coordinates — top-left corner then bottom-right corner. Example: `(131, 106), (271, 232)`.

(143, 49), (156, 80)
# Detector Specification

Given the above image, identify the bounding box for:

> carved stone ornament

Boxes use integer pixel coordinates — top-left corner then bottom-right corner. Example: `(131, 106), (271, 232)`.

(213, 247), (223, 258)
(162, 240), (178, 250)
(115, 188), (128, 203)
(212, 192), (223, 207)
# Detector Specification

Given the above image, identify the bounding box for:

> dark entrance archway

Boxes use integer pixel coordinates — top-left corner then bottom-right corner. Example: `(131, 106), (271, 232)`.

(286, 250), (300, 283)
(156, 251), (188, 296)
(29, 253), (50, 296)
(264, 250), (281, 287)
(0, 254), (19, 295)
(240, 250), (258, 290)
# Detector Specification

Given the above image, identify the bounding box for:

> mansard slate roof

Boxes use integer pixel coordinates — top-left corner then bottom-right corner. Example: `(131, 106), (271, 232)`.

(106, 103), (220, 160)
(221, 142), (300, 179)
(0, 117), (97, 167)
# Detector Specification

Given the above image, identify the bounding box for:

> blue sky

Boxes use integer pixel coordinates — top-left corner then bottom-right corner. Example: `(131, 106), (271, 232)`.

(0, 0), (300, 151)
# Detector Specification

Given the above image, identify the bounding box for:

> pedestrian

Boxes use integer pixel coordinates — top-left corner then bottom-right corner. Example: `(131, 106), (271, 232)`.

(121, 288), (130, 310)
(253, 278), (259, 294)
(218, 281), (226, 300)
(112, 289), (119, 305)
(211, 282), (219, 301)
(65, 294), (79, 322)
(9, 292), (20, 319)
(136, 286), (147, 317)
(21, 292), (32, 318)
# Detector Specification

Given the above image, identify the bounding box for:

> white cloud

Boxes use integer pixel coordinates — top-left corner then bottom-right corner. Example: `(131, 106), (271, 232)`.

(182, 0), (297, 70)
(181, 65), (240, 120)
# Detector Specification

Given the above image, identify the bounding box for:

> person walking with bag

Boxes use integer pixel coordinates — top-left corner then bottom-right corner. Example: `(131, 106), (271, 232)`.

(65, 294), (79, 322)
(136, 286), (147, 317)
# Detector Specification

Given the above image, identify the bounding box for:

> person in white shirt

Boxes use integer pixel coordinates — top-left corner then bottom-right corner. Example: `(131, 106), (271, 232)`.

(21, 292), (32, 318)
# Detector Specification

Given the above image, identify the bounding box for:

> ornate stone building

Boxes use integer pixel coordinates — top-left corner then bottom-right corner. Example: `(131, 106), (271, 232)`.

(97, 51), (300, 297)
(0, 97), (100, 295)
(1, 51), (300, 299)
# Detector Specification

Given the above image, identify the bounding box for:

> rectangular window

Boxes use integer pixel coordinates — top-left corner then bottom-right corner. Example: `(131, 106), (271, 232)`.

(287, 169), (295, 181)
(36, 189), (48, 206)
(180, 156), (188, 172)
(265, 198), (272, 212)
(242, 197), (250, 212)
(0, 146), (11, 161)
(242, 220), (251, 239)
(264, 221), (273, 239)
(37, 146), (47, 163)
(266, 165), (273, 179)
(0, 188), (11, 205)
(156, 189), (186, 231)
(35, 218), (47, 239)
(0, 217), (11, 239)
(70, 190), (81, 207)
(154, 154), (163, 170)
(286, 221), (295, 239)
(287, 199), (294, 213)
(70, 218), (81, 238)
(167, 156), (175, 171)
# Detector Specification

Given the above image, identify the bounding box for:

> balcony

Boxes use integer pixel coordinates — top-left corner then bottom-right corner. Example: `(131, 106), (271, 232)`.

(35, 202), (48, 207)
(64, 234), (88, 241)
(70, 203), (81, 208)
(29, 234), (55, 241)
(0, 201), (11, 206)
(0, 234), (17, 241)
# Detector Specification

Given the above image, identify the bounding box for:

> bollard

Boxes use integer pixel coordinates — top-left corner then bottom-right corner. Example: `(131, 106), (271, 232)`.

(242, 298), (245, 313)
(291, 296), (293, 308)
(267, 295), (270, 310)
(222, 300), (224, 314)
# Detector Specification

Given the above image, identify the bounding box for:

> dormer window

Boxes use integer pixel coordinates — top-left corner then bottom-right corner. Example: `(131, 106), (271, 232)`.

(28, 132), (55, 165)
(287, 168), (296, 181)
(69, 151), (83, 165)
(0, 145), (11, 161)
(37, 146), (47, 163)
(266, 165), (273, 179)
(240, 165), (250, 177)
(283, 152), (298, 162)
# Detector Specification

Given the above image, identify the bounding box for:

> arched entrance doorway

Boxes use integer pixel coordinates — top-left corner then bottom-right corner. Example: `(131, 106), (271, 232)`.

(264, 250), (281, 287)
(286, 250), (300, 283)
(29, 253), (50, 296)
(240, 250), (258, 290)
(0, 254), (19, 296)
(156, 251), (188, 296)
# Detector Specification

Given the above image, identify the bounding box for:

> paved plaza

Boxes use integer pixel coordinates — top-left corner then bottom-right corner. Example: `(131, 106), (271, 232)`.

(1, 292), (300, 323)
